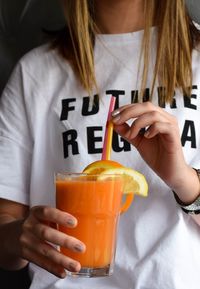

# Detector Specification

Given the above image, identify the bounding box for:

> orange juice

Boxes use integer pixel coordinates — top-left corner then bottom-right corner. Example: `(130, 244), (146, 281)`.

(56, 174), (123, 270)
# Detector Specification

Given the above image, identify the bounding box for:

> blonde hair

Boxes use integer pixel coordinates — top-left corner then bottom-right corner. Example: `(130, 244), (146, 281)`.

(142, 0), (199, 103)
(53, 0), (200, 103)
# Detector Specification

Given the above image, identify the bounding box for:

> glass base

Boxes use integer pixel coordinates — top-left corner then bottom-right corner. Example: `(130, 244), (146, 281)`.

(67, 264), (113, 278)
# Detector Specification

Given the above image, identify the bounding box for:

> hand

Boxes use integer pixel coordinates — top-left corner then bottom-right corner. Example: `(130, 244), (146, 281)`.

(112, 102), (189, 190)
(19, 206), (86, 278)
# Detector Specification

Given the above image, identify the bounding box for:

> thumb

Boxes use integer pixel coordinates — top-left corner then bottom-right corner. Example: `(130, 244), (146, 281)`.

(113, 123), (145, 150)
(113, 123), (130, 139)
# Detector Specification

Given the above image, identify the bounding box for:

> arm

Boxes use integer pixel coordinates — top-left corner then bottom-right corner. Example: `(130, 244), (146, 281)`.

(0, 61), (85, 278)
(0, 198), (29, 270)
(111, 102), (200, 225)
(0, 198), (86, 278)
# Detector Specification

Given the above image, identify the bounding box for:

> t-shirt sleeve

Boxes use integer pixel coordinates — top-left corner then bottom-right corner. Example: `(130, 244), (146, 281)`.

(0, 62), (33, 205)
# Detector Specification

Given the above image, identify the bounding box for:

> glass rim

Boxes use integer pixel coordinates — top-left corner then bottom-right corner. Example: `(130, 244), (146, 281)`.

(55, 172), (124, 179)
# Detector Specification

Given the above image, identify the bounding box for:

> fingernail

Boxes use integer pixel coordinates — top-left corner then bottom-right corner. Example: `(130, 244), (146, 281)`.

(74, 243), (85, 252)
(111, 110), (121, 123)
(68, 262), (79, 272)
(112, 109), (120, 117)
(112, 115), (121, 123)
(67, 218), (76, 227)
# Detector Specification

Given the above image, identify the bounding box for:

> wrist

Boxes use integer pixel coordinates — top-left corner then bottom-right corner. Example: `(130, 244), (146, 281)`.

(172, 167), (200, 205)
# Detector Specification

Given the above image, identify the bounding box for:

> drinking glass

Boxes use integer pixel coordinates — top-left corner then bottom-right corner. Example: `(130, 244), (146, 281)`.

(55, 173), (132, 277)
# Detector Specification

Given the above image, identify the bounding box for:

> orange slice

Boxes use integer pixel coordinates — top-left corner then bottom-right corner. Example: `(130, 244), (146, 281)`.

(83, 160), (148, 197)
(82, 160), (123, 174)
(120, 193), (135, 213)
(98, 167), (148, 197)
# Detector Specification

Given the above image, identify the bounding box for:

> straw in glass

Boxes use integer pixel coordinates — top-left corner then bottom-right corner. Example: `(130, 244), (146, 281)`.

(101, 96), (116, 160)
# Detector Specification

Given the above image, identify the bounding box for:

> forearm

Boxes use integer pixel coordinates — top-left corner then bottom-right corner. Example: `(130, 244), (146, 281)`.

(0, 215), (28, 270)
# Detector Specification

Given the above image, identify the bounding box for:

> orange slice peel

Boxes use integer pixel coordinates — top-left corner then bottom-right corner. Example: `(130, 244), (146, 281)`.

(83, 160), (148, 197)
(83, 160), (123, 174)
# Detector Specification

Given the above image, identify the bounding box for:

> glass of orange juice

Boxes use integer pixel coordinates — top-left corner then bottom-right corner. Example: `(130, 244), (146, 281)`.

(55, 172), (129, 277)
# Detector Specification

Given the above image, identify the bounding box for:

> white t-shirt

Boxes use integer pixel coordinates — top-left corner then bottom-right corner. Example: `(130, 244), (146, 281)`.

(0, 28), (200, 289)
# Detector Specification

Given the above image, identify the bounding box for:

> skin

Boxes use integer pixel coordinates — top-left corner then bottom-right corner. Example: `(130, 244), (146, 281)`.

(111, 103), (200, 216)
(0, 0), (200, 280)
(94, 0), (145, 34)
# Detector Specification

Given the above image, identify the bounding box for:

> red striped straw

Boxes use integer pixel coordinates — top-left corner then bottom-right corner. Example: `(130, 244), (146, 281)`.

(101, 96), (116, 160)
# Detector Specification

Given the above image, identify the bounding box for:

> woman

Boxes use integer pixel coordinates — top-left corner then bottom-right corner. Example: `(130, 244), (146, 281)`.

(0, 0), (200, 288)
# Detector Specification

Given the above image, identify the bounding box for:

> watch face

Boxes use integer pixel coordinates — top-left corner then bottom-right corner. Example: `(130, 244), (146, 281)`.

(186, 0), (200, 24)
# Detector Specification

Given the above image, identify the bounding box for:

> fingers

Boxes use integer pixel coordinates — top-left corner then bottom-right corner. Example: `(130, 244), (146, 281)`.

(113, 122), (130, 138)
(27, 206), (85, 251)
(112, 101), (178, 140)
(31, 206), (77, 227)
(24, 221), (85, 251)
(144, 121), (176, 140)
(20, 206), (86, 278)
(21, 237), (80, 278)
(112, 101), (174, 126)
(127, 111), (169, 139)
